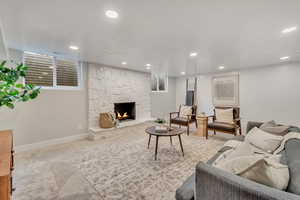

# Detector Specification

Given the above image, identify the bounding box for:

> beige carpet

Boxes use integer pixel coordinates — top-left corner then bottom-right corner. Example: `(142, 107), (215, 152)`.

(14, 122), (228, 200)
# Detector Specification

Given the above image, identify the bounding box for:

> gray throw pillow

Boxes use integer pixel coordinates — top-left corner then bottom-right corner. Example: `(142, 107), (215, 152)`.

(260, 120), (290, 136)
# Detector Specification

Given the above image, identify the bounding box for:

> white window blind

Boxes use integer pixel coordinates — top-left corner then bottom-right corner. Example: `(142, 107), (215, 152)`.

(23, 51), (80, 89)
(56, 59), (78, 86)
(24, 52), (54, 87)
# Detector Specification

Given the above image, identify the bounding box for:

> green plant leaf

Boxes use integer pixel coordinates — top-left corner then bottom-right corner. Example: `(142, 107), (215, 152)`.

(15, 83), (24, 88)
(0, 61), (40, 108)
(6, 103), (14, 109)
(0, 60), (6, 67)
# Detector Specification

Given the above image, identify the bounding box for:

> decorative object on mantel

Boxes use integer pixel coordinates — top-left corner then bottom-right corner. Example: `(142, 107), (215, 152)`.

(99, 112), (117, 128)
(212, 73), (239, 106)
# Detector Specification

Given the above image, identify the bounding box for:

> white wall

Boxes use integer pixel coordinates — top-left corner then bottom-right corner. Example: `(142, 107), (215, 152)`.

(240, 63), (300, 127)
(0, 49), (89, 146)
(175, 77), (186, 109)
(0, 48), (177, 146)
(151, 77), (177, 119)
(176, 63), (300, 130)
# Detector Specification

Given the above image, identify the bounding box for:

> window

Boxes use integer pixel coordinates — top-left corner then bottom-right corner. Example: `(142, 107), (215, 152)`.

(151, 73), (168, 92)
(23, 51), (81, 89)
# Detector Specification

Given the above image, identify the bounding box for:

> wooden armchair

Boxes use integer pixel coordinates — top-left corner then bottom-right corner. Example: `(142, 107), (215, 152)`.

(207, 106), (241, 138)
(169, 105), (198, 135)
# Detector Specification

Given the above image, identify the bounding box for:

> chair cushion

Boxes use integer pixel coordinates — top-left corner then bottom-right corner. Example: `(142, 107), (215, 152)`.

(208, 122), (235, 132)
(215, 108), (234, 124)
(171, 117), (189, 124)
(179, 105), (193, 118)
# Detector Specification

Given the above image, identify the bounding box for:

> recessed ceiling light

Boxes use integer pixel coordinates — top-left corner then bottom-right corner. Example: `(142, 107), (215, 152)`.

(122, 61), (127, 65)
(145, 64), (152, 67)
(181, 71), (186, 75)
(146, 66), (151, 70)
(218, 66), (225, 70)
(189, 52), (198, 57)
(281, 26), (297, 34)
(69, 45), (79, 50)
(105, 10), (119, 19)
(280, 56), (290, 60)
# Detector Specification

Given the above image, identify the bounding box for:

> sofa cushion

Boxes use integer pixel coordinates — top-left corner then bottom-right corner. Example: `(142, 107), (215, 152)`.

(286, 139), (300, 195)
(260, 121), (290, 136)
(175, 174), (195, 200)
(215, 108), (234, 124)
(208, 122), (235, 132)
(215, 155), (290, 190)
(245, 127), (283, 153)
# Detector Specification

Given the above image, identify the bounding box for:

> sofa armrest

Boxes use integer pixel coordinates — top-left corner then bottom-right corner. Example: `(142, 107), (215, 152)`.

(195, 162), (299, 200)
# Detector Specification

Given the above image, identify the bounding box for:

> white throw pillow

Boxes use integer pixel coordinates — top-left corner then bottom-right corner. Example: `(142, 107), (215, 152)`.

(179, 105), (192, 118)
(215, 108), (234, 124)
(215, 155), (290, 190)
(245, 127), (283, 153)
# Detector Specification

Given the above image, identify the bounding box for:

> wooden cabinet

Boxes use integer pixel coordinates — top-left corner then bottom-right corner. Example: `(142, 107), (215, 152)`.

(196, 116), (208, 139)
(0, 130), (14, 200)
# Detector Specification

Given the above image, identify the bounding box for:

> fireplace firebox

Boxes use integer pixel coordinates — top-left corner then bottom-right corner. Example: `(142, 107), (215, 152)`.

(114, 102), (136, 122)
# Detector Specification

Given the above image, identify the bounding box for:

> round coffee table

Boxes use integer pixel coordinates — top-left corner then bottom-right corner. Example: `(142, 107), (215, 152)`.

(145, 126), (185, 160)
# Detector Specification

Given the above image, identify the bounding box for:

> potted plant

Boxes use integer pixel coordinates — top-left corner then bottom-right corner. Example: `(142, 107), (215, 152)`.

(0, 60), (40, 109)
(154, 118), (166, 124)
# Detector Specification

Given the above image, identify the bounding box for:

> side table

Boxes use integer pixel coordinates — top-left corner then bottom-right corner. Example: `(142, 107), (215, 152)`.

(196, 116), (208, 139)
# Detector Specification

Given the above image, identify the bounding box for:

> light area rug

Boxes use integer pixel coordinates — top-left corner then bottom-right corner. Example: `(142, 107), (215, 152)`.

(14, 122), (226, 200)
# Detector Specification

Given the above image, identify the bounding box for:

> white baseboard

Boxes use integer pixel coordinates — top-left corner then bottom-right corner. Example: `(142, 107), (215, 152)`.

(15, 133), (89, 153)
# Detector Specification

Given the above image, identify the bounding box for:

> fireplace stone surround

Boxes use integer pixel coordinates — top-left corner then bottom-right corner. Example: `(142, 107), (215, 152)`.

(88, 63), (151, 129)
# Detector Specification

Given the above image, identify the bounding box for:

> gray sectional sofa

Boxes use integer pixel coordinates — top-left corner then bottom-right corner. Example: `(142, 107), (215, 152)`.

(176, 121), (300, 200)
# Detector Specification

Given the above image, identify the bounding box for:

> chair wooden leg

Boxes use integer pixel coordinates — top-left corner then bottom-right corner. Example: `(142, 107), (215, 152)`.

(239, 127), (242, 135)
(195, 120), (198, 128)
(187, 124), (190, 136)
(213, 129), (216, 135)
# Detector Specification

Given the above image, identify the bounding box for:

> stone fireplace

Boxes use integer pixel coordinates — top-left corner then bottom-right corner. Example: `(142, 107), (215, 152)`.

(114, 102), (136, 122)
(88, 63), (151, 129)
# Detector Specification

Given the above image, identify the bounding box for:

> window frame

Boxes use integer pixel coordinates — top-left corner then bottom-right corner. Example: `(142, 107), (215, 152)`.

(151, 73), (168, 93)
(23, 51), (83, 90)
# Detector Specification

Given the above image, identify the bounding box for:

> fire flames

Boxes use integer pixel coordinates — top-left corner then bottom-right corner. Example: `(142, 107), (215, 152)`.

(117, 112), (129, 120)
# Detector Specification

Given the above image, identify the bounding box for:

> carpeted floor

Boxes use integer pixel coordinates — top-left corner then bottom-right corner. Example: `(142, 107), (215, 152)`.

(14, 122), (229, 200)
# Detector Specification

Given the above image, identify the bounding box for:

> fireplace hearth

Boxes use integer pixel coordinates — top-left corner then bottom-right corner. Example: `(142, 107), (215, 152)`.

(114, 102), (136, 122)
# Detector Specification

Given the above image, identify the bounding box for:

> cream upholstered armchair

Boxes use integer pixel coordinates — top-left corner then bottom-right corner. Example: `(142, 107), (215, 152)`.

(169, 105), (198, 135)
(207, 106), (241, 138)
